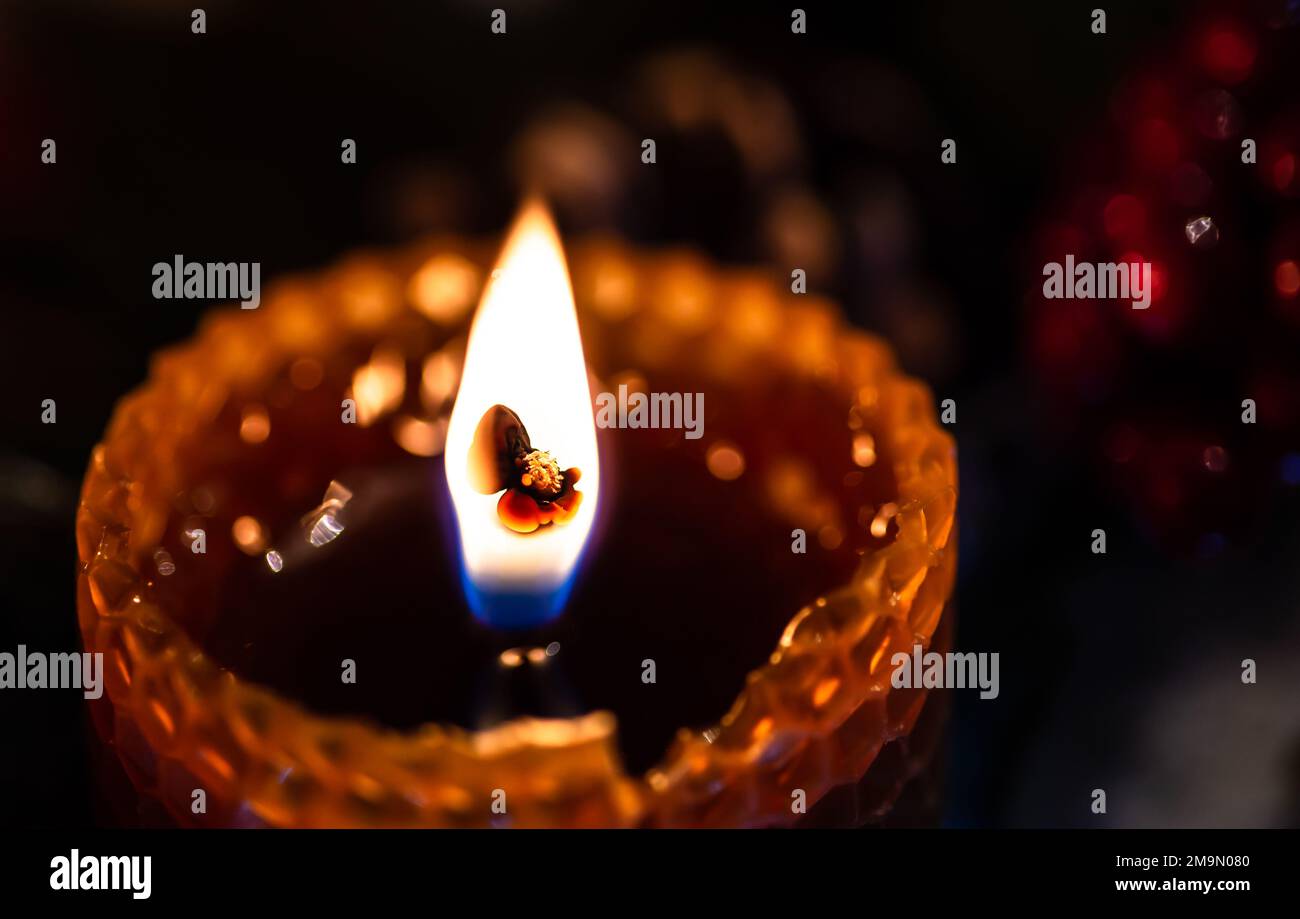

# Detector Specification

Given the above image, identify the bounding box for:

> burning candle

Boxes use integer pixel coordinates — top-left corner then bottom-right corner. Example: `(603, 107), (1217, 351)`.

(444, 202), (600, 628)
(75, 202), (957, 828)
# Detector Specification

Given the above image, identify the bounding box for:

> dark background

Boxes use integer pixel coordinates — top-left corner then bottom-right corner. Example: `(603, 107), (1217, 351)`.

(2, 0), (1297, 828)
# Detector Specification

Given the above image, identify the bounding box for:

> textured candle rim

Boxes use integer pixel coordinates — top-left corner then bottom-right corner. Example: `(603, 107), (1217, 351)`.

(74, 236), (958, 828)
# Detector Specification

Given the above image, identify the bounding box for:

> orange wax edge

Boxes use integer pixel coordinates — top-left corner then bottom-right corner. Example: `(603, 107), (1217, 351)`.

(74, 237), (957, 828)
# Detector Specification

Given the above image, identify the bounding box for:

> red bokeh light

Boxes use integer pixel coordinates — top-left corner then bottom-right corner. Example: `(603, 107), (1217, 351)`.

(1103, 194), (1147, 241)
(1274, 154), (1296, 193)
(1275, 259), (1300, 297)
(1201, 25), (1256, 84)
(1133, 118), (1180, 171)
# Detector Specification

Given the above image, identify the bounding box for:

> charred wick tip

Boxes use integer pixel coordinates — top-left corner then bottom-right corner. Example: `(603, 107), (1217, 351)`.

(468, 404), (529, 495)
(468, 403), (583, 535)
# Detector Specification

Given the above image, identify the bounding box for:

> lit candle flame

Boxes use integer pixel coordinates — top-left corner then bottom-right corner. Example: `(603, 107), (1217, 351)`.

(444, 201), (600, 627)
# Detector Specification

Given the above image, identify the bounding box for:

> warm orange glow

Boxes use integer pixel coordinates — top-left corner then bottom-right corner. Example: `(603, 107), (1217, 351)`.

(350, 346), (406, 426)
(410, 253), (480, 323)
(444, 202), (600, 599)
(394, 415), (447, 457)
(1275, 259), (1300, 298)
(420, 348), (461, 411)
(870, 502), (898, 538)
(232, 516), (267, 553)
(705, 442), (745, 480)
(239, 404), (271, 444)
(289, 358), (324, 391)
(852, 432), (877, 467)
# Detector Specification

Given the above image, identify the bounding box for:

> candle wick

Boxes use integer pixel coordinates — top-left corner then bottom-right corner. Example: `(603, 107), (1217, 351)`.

(467, 404), (584, 534)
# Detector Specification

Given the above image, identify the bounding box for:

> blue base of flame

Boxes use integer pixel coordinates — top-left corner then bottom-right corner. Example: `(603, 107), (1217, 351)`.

(435, 458), (587, 631)
(460, 576), (576, 630)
